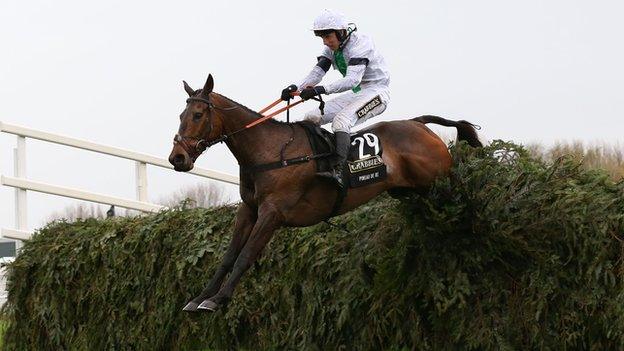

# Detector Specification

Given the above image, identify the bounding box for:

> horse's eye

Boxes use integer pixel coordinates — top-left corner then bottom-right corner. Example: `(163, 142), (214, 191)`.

(193, 112), (203, 121)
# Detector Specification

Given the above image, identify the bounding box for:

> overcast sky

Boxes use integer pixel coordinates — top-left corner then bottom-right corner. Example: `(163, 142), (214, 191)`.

(1, 0), (623, 233)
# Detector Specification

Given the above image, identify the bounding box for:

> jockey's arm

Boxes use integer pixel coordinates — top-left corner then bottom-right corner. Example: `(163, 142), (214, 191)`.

(324, 59), (367, 94)
(297, 56), (331, 90)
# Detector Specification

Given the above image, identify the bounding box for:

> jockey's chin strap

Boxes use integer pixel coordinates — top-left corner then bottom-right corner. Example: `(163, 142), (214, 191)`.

(337, 23), (357, 51)
(174, 94), (324, 160)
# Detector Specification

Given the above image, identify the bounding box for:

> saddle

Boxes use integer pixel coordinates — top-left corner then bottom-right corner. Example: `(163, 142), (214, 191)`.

(245, 121), (386, 189)
(298, 121), (335, 173)
(299, 121), (387, 188)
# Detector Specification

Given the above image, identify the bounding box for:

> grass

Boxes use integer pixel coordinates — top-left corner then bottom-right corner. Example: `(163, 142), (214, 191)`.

(528, 140), (623, 180)
(0, 320), (5, 348)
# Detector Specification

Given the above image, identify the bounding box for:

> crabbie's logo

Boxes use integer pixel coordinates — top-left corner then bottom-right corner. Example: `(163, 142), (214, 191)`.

(348, 155), (383, 173)
(347, 131), (387, 188)
(356, 95), (382, 118)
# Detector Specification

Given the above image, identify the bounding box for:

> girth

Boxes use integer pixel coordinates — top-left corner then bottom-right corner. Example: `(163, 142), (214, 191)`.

(240, 122), (346, 219)
(242, 153), (332, 173)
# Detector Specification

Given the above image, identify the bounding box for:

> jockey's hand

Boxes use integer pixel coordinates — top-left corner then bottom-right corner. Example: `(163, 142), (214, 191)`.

(280, 84), (297, 101)
(300, 86), (326, 100)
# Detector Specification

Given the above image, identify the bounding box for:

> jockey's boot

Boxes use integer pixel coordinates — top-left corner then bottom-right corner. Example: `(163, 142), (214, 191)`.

(317, 131), (350, 188)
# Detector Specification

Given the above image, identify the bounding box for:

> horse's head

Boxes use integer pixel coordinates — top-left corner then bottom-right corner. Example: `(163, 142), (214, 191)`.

(169, 74), (226, 171)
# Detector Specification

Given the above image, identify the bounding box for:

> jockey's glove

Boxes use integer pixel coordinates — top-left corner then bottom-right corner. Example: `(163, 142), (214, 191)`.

(300, 86), (326, 100)
(281, 84), (298, 101)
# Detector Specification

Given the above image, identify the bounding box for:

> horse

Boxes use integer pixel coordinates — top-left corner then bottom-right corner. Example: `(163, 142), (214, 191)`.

(168, 74), (482, 312)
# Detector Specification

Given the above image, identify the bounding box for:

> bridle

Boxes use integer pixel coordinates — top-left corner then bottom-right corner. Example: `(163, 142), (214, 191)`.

(173, 92), (324, 162)
(173, 95), (238, 162)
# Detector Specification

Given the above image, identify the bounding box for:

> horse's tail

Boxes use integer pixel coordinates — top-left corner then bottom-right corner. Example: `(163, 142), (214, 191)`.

(412, 115), (483, 147)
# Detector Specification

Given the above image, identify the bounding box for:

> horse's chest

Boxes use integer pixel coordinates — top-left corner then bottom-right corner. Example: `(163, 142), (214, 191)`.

(239, 181), (256, 207)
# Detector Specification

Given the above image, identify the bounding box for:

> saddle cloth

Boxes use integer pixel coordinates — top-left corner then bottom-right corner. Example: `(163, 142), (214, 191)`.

(299, 121), (387, 188)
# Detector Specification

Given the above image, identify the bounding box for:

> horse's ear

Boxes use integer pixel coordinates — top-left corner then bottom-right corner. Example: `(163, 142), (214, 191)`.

(183, 80), (195, 97)
(201, 74), (214, 96)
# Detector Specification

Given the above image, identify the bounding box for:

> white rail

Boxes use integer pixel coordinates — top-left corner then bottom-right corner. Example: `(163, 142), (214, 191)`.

(1, 176), (164, 213)
(0, 122), (239, 184)
(1, 121), (239, 241)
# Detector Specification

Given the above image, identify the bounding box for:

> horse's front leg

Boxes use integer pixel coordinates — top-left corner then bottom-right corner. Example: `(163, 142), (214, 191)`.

(182, 203), (256, 312)
(197, 202), (282, 311)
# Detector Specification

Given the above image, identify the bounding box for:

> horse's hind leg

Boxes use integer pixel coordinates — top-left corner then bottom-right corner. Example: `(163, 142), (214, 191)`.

(182, 203), (256, 312)
(198, 202), (282, 311)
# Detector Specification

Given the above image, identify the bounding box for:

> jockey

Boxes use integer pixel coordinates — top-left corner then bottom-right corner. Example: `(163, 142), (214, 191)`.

(281, 9), (390, 188)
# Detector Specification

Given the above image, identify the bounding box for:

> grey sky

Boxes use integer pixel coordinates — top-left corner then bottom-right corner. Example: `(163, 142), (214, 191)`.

(1, 0), (623, 232)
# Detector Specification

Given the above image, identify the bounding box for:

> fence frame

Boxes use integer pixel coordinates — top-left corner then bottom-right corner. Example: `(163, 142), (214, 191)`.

(0, 121), (239, 241)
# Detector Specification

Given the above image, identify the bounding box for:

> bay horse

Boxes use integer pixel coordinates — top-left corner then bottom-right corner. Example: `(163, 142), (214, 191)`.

(168, 74), (482, 312)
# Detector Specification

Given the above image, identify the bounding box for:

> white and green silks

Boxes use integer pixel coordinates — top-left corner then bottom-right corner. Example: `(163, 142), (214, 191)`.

(297, 30), (391, 133)
(333, 50), (361, 93)
(297, 31), (390, 95)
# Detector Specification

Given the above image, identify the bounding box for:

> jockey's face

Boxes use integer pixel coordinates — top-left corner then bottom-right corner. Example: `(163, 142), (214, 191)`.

(320, 31), (340, 51)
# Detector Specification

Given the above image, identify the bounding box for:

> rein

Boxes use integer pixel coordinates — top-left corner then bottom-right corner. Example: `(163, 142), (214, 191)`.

(174, 92), (325, 161)
(247, 92), (324, 129)
(173, 93), (330, 172)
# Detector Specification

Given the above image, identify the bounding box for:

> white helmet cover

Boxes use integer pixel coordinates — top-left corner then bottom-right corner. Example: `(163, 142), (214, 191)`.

(312, 9), (348, 31)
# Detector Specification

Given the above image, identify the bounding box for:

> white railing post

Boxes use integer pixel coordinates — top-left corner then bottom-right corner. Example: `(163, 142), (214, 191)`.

(14, 136), (27, 250)
(135, 161), (147, 202)
(1, 121), (239, 239)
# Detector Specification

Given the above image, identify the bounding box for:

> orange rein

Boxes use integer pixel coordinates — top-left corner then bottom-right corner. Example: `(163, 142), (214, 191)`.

(245, 93), (303, 129)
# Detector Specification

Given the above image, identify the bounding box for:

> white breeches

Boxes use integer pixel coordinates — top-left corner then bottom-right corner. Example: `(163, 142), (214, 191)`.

(303, 86), (390, 133)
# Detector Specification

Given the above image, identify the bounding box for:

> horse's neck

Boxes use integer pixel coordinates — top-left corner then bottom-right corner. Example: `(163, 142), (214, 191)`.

(211, 93), (258, 132)
(213, 93), (287, 167)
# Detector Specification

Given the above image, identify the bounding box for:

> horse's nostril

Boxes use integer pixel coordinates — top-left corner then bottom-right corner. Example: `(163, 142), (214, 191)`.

(173, 154), (185, 165)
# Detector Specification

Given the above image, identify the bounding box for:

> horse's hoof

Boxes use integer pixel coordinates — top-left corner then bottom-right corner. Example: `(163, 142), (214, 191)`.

(197, 299), (218, 312)
(182, 301), (199, 312)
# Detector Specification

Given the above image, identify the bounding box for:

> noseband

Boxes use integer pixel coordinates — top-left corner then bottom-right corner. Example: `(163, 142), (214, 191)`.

(173, 95), (238, 161)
